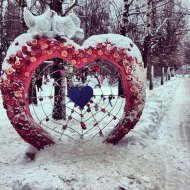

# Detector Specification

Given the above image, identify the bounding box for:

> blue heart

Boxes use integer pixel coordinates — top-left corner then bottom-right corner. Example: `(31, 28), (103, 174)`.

(68, 86), (93, 108)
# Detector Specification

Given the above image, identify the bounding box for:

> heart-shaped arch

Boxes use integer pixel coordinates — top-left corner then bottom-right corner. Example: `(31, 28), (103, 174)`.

(1, 33), (146, 149)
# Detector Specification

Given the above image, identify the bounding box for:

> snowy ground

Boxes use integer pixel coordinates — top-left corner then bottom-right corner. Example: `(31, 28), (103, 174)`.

(0, 77), (190, 190)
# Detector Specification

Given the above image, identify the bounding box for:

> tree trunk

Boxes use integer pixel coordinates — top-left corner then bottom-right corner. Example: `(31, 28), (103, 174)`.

(119, 0), (133, 96)
(165, 67), (168, 81)
(120, 0), (130, 36)
(118, 76), (124, 97)
(29, 75), (37, 105)
(142, 0), (152, 68)
(50, 1), (66, 120)
(19, 0), (27, 30)
(171, 68), (175, 77)
(66, 64), (73, 88)
(167, 67), (171, 80)
(149, 65), (154, 90)
(52, 59), (66, 120)
(50, 0), (62, 14)
(161, 67), (164, 85)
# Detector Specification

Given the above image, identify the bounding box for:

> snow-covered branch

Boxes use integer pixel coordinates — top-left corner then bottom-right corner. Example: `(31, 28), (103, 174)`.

(154, 18), (168, 35)
(63, 0), (78, 16)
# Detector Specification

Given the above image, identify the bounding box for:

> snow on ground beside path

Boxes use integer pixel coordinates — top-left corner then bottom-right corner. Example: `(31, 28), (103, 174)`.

(0, 77), (190, 190)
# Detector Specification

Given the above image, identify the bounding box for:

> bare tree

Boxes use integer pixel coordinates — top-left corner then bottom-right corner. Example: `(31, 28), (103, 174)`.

(120, 0), (134, 36)
(142, 0), (152, 69)
(76, 0), (111, 40)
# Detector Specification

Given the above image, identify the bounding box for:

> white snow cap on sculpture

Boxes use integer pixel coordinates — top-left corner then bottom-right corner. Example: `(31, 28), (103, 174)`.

(82, 34), (143, 63)
(23, 8), (52, 36)
(23, 8), (84, 39)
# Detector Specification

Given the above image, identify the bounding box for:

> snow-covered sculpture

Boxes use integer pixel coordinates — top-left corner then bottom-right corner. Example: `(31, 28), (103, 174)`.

(1, 33), (147, 149)
(23, 8), (84, 39)
(1, 7), (146, 150)
(69, 13), (84, 39)
(23, 8), (52, 36)
(51, 11), (76, 38)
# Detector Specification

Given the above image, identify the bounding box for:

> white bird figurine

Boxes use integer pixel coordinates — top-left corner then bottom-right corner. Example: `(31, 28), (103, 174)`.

(51, 12), (77, 39)
(23, 8), (84, 39)
(23, 8), (52, 36)
(69, 13), (84, 40)
(69, 13), (81, 28)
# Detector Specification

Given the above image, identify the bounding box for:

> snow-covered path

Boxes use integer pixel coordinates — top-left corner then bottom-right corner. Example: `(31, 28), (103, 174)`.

(0, 77), (190, 190)
(157, 78), (190, 190)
